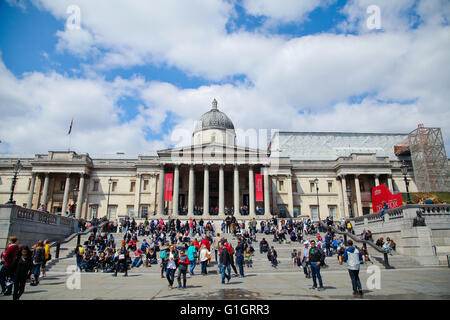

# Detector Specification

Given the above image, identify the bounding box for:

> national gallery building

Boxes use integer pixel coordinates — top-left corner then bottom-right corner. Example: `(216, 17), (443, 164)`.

(1, 100), (448, 221)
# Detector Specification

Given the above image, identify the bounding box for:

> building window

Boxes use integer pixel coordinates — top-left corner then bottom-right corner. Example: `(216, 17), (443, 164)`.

(60, 181), (65, 191)
(112, 181), (117, 192)
(108, 206), (117, 220)
(310, 182), (315, 193)
(141, 205), (148, 219)
(292, 182), (298, 193)
(27, 178), (31, 191)
(127, 206), (134, 218)
(310, 206), (318, 220)
(293, 207), (300, 218)
(360, 182), (365, 192)
(279, 180), (284, 191)
(89, 205), (98, 219)
(93, 180), (99, 192)
(130, 181), (135, 192)
(143, 180), (149, 191)
(328, 205), (337, 219)
(328, 182), (333, 193)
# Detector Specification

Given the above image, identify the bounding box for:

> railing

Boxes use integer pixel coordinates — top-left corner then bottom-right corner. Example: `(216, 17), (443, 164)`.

(318, 220), (393, 269)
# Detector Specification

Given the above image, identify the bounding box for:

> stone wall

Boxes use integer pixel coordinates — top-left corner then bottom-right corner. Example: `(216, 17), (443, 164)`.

(0, 205), (78, 248)
(351, 204), (450, 266)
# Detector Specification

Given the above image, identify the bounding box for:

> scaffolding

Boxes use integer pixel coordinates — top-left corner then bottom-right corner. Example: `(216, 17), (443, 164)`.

(408, 126), (450, 192)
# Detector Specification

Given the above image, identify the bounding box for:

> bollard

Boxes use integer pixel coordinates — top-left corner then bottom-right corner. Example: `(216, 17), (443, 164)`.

(344, 234), (348, 246)
(77, 234), (81, 246)
(56, 243), (60, 259)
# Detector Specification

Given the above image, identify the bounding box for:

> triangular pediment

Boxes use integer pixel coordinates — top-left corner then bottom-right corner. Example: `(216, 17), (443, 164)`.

(157, 142), (269, 164)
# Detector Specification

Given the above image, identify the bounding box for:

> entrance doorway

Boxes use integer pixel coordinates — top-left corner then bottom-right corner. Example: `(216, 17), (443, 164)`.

(210, 196), (218, 215)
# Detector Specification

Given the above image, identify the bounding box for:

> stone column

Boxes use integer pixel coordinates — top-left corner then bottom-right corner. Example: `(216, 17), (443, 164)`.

(62, 173), (71, 215)
(188, 165), (194, 216)
(263, 167), (270, 216)
(287, 175), (294, 217)
(234, 164), (239, 216)
(173, 165), (180, 216)
(271, 176), (278, 215)
(27, 173), (36, 209)
(203, 165), (209, 217)
(249, 165), (255, 217)
(374, 174), (380, 186)
(134, 174), (142, 218)
(75, 174), (85, 219)
(388, 175), (394, 193)
(42, 173), (50, 209)
(158, 165), (165, 216)
(219, 165), (225, 216)
(341, 175), (348, 217)
(354, 175), (363, 217)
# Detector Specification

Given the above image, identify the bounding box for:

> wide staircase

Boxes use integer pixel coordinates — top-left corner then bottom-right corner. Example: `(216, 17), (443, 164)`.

(46, 227), (424, 274)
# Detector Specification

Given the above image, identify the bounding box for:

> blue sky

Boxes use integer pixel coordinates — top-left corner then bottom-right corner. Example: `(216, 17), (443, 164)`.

(0, 0), (449, 155)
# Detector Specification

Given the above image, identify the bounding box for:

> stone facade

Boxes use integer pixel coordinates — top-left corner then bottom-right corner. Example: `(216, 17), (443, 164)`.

(1, 100), (442, 222)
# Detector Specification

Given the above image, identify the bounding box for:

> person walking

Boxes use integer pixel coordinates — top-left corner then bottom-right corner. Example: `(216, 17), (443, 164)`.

(42, 240), (51, 277)
(12, 246), (32, 300)
(343, 240), (364, 296)
(160, 244), (169, 278)
(31, 240), (45, 286)
(219, 242), (231, 284)
(308, 240), (325, 291)
(300, 241), (311, 278)
(187, 241), (197, 275)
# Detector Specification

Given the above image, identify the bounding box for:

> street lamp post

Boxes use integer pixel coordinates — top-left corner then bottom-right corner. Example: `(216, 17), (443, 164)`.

(401, 161), (412, 204)
(106, 178), (113, 219)
(71, 185), (79, 217)
(346, 186), (354, 218)
(314, 178), (320, 222)
(6, 160), (23, 205)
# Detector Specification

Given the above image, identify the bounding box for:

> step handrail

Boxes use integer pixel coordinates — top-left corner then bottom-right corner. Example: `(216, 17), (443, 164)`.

(318, 220), (393, 269)
(49, 219), (111, 258)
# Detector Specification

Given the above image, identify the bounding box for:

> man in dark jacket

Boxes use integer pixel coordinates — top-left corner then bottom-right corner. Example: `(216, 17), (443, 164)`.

(219, 242), (232, 284)
(308, 240), (325, 291)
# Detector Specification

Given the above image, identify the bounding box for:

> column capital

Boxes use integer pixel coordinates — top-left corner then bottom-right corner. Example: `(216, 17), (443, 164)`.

(65, 172), (71, 178)
(204, 164), (209, 169)
(354, 174), (360, 178)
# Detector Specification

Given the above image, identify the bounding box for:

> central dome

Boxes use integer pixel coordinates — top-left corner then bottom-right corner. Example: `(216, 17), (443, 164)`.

(194, 99), (235, 133)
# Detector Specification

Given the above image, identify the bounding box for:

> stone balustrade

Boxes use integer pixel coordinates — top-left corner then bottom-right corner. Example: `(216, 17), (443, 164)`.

(0, 205), (79, 247)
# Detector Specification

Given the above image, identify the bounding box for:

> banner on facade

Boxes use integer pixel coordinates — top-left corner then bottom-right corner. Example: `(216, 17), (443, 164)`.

(371, 184), (403, 213)
(255, 174), (263, 202)
(164, 173), (173, 201)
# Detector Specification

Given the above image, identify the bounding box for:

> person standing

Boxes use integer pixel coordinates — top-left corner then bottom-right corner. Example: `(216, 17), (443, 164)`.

(343, 240), (363, 296)
(113, 240), (129, 277)
(42, 240), (51, 277)
(213, 233), (221, 262)
(0, 236), (19, 295)
(219, 242), (231, 284)
(177, 249), (189, 289)
(300, 241), (311, 278)
(234, 237), (246, 277)
(308, 240), (325, 291)
(165, 245), (179, 289)
(199, 244), (211, 275)
(12, 246), (32, 300)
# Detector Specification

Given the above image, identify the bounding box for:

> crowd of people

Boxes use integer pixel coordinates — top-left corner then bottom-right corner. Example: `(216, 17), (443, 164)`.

(1, 213), (398, 299)
(0, 236), (52, 300)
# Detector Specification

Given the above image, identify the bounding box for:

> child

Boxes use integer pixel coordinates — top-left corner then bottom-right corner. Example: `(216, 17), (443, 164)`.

(291, 249), (297, 267)
(244, 247), (252, 268)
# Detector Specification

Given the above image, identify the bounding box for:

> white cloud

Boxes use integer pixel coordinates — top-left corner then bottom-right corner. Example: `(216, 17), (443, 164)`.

(242, 0), (323, 23)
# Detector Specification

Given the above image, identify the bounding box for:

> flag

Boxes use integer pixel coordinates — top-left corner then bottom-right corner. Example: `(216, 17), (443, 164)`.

(255, 174), (264, 202)
(164, 173), (173, 201)
(68, 119), (73, 135)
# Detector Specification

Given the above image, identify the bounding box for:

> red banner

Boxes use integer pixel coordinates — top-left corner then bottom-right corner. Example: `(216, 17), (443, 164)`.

(164, 173), (173, 201)
(372, 184), (403, 213)
(255, 174), (263, 202)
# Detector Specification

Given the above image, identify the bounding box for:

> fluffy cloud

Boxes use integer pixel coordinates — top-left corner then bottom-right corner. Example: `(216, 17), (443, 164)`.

(2, 0), (450, 155)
